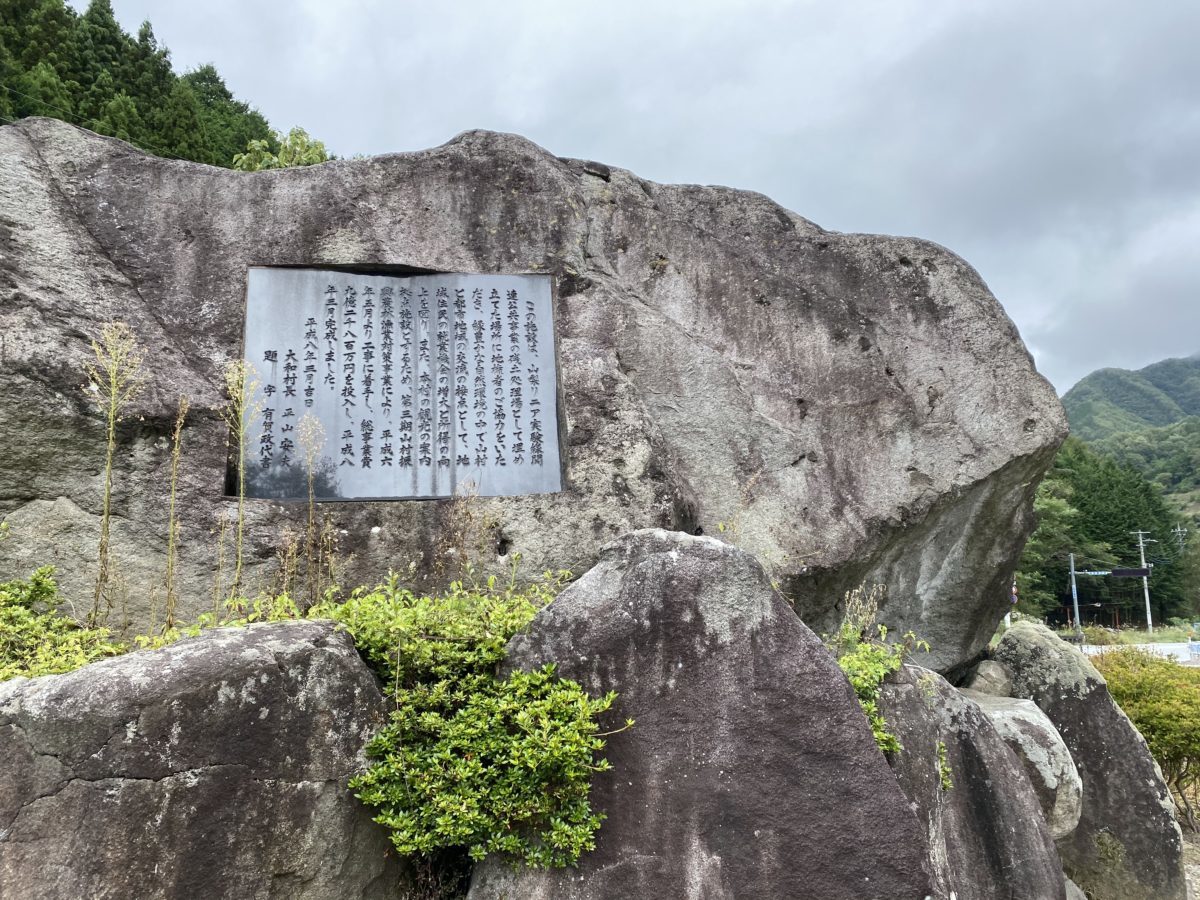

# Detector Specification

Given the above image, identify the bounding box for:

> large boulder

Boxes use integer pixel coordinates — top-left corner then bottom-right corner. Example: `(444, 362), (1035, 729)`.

(879, 665), (1066, 900)
(963, 689), (1082, 840)
(0, 117), (1064, 671)
(469, 529), (932, 899)
(0, 621), (406, 899)
(994, 621), (1187, 900)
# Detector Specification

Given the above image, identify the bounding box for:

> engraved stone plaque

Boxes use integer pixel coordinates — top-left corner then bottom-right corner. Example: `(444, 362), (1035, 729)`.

(240, 267), (561, 500)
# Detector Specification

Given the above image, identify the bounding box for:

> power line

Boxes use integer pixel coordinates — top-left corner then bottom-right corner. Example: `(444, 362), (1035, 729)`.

(0, 82), (192, 164)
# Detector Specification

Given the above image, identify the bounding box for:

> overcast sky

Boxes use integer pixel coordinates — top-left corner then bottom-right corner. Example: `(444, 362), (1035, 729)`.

(88, 0), (1200, 393)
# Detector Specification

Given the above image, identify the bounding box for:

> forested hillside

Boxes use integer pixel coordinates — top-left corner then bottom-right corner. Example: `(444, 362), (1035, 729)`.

(0, 0), (324, 168)
(1019, 353), (1200, 624)
(1063, 354), (1200, 442)
(1017, 437), (1199, 623)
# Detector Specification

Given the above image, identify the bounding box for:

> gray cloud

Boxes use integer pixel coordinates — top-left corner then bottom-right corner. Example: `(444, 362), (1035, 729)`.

(97, 0), (1200, 391)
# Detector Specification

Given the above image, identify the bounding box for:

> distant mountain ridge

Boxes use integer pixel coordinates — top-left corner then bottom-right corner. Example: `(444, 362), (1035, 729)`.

(1063, 354), (1200, 442)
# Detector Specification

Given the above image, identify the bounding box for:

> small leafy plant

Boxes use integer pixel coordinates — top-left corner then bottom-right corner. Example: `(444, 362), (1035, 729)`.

(936, 740), (954, 791)
(1, 567), (123, 680)
(824, 583), (926, 755)
(312, 571), (626, 877)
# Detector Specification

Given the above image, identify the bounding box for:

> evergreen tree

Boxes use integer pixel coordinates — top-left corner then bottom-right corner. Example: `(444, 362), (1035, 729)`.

(153, 79), (207, 161)
(129, 21), (173, 113)
(94, 89), (142, 143)
(182, 64), (272, 166)
(71, 0), (129, 122)
(0, 38), (18, 119)
(14, 60), (73, 118)
(0, 0), (326, 167)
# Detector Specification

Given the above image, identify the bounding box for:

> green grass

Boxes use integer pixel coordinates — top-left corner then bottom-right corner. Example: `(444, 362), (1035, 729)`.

(1060, 625), (1196, 645)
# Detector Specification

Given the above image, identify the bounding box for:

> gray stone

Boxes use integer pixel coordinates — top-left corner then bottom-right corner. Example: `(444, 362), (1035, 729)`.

(964, 658), (1014, 696)
(1064, 877), (1087, 900)
(994, 621), (1186, 900)
(0, 621), (406, 899)
(0, 118), (1065, 672)
(469, 529), (931, 900)
(963, 689), (1082, 840)
(879, 665), (1066, 900)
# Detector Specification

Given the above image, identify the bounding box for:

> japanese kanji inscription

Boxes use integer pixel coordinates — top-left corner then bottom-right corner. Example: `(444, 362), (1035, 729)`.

(241, 267), (561, 500)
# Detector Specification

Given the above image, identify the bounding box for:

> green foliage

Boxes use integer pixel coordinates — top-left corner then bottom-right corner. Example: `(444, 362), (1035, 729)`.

(1093, 647), (1200, 828)
(935, 740), (953, 791)
(232, 127), (329, 171)
(1, 566), (123, 680)
(1063, 355), (1200, 443)
(832, 623), (910, 754)
(0, 0), (320, 167)
(824, 584), (924, 755)
(355, 664), (614, 867)
(1017, 437), (1197, 623)
(1016, 473), (1115, 616)
(1092, 416), (1200, 505)
(311, 572), (624, 870)
(1080, 624), (1119, 645)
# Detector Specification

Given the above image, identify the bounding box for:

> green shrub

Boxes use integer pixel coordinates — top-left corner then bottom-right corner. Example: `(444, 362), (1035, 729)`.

(1, 567), (124, 680)
(1081, 624), (1118, 645)
(1, 561), (624, 877)
(1093, 647), (1200, 828)
(312, 572), (624, 870)
(831, 623), (911, 754)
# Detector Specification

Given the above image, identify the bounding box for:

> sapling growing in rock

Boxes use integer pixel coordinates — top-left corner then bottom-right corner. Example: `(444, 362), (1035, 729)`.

(83, 322), (146, 626)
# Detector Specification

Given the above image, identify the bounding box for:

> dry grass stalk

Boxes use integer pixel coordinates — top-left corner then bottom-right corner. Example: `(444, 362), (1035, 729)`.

(163, 395), (189, 629)
(83, 322), (146, 626)
(220, 360), (262, 601)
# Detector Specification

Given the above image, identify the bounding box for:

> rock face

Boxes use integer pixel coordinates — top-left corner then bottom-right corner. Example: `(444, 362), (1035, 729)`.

(879, 665), (1066, 900)
(0, 117), (1064, 671)
(469, 530), (931, 900)
(964, 689), (1082, 840)
(964, 658), (1013, 696)
(994, 622), (1187, 900)
(0, 621), (405, 899)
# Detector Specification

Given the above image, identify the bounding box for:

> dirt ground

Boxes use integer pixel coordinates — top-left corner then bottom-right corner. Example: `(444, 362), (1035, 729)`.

(1183, 829), (1200, 896)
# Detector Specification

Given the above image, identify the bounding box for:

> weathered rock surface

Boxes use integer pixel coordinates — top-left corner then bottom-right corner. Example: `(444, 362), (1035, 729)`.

(964, 689), (1082, 840)
(0, 117), (1064, 671)
(0, 621), (405, 899)
(879, 665), (1066, 900)
(994, 621), (1187, 900)
(469, 529), (931, 899)
(964, 658), (1013, 696)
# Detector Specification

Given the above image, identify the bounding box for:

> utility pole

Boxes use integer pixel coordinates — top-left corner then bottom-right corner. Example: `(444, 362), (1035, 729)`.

(1132, 531), (1155, 633)
(1173, 524), (1189, 554)
(1069, 552), (1082, 635)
